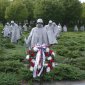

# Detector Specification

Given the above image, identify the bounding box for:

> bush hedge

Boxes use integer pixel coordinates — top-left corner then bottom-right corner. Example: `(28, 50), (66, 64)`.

(0, 73), (20, 85)
(0, 60), (24, 73)
(19, 64), (85, 81)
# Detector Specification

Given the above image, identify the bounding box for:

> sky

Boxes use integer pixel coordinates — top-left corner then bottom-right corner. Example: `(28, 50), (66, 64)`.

(79, 0), (85, 3)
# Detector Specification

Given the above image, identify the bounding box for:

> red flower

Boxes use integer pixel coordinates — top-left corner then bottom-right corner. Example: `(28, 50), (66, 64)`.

(47, 63), (53, 69)
(28, 58), (32, 62)
(50, 59), (54, 63)
(30, 62), (34, 67)
(30, 52), (35, 57)
(47, 63), (51, 68)
(45, 52), (49, 57)
(49, 50), (53, 54)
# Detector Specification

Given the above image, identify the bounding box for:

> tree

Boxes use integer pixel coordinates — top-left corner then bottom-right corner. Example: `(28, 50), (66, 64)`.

(81, 3), (85, 25)
(0, 0), (9, 24)
(33, 0), (65, 24)
(23, 0), (34, 21)
(5, 0), (28, 22)
(60, 0), (82, 25)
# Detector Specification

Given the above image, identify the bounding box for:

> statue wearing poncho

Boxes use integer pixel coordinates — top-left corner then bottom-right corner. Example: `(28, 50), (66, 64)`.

(3, 22), (11, 37)
(45, 20), (58, 45)
(11, 21), (21, 43)
(25, 19), (49, 49)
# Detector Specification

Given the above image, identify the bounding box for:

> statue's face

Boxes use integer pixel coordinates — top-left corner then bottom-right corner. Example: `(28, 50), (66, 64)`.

(37, 22), (43, 28)
(11, 23), (14, 26)
(49, 23), (52, 26)
(6, 24), (9, 26)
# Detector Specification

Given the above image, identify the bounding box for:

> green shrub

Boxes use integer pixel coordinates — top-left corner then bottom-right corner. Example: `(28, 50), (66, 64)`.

(63, 58), (77, 65)
(43, 71), (56, 81)
(63, 40), (80, 47)
(18, 37), (24, 45)
(0, 73), (20, 85)
(79, 46), (85, 51)
(0, 60), (24, 73)
(66, 50), (81, 58)
(0, 55), (25, 61)
(12, 54), (25, 62)
(0, 46), (25, 61)
(63, 57), (85, 70)
(0, 24), (3, 32)
(77, 40), (85, 44)
(19, 64), (85, 81)
(1, 38), (10, 44)
(56, 48), (69, 57)
(67, 46), (79, 51)
(43, 64), (85, 81)
(58, 64), (85, 80)
(4, 43), (15, 49)
(73, 57), (85, 70)
(0, 48), (5, 55)
(54, 55), (65, 63)
(19, 67), (32, 81)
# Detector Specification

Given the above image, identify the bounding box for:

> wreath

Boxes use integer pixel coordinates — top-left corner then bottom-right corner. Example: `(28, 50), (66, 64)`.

(25, 44), (56, 78)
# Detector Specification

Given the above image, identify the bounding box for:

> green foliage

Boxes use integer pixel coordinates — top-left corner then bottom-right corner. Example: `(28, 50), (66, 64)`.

(19, 64), (85, 81)
(4, 43), (16, 49)
(0, 55), (25, 61)
(43, 64), (85, 81)
(0, 0), (9, 22)
(0, 23), (3, 31)
(0, 48), (5, 55)
(23, 0), (33, 21)
(74, 57), (85, 70)
(0, 0), (83, 26)
(56, 32), (85, 71)
(81, 3), (85, 24)
(34, 0), (65, 23)
(33, 0), (82, 24)
(60, 0), (82, 25)
(54, 64), (85, 80)
(0, 73), (20, 85)
(0, 60), (24, 73)
(5, 0), (28, 21)
(0, 37), (16, 49)
(19, 67), (32, 81)
(64, 57), (85, 70)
